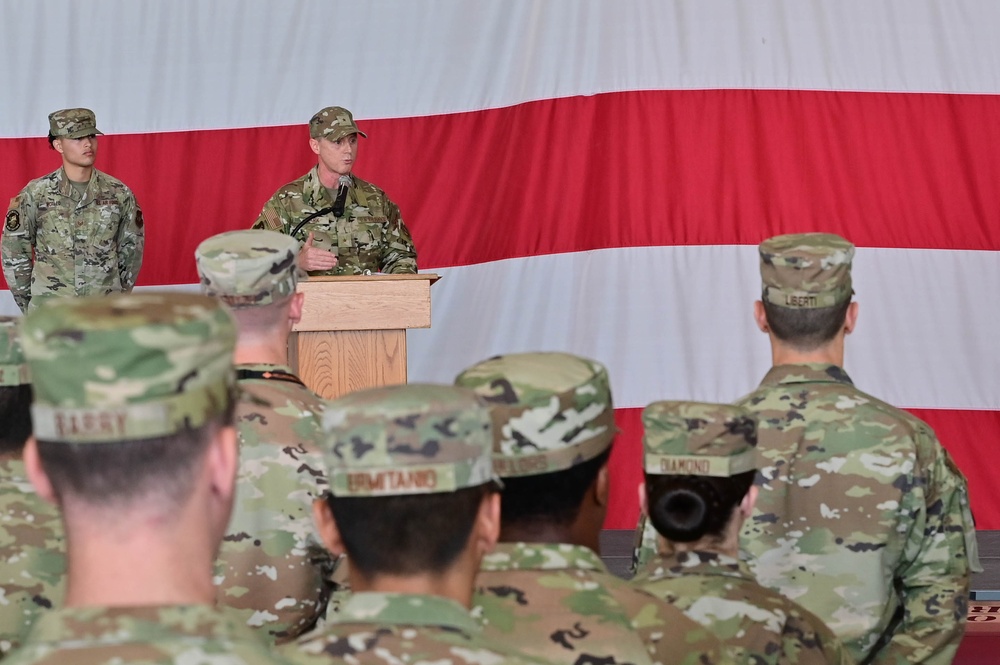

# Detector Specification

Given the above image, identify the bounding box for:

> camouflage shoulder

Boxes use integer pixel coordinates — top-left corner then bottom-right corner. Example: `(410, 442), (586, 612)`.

(90, 168), (133, 195)
(351, 175), (390, 199)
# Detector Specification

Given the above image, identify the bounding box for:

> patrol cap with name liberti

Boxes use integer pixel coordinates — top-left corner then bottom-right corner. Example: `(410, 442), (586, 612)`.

(643, 401), (758, 478)
(759, 232), (855, 309)
(322, 384), (497, 497)
(0, 317), (29, 387)
(196, 229), (301, 308)
(48, 108), (103, 139)
(20, 293), (237, 444)
(309, 106), (368, 142)
(454, 352), (616, 478)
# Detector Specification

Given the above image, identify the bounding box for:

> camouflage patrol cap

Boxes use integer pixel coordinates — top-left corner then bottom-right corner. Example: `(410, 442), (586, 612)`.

(322, 384), (498, 497)
(48, 108), (103, 139)
(20, 293), (237, 444)
(643, 402), (758, 477)
(0, 317), (29, 387)
(196, 229), (302, 308)
(759, 232), (855, 309)
(309, 106), (368, 142)
(454, 352), (616, 478)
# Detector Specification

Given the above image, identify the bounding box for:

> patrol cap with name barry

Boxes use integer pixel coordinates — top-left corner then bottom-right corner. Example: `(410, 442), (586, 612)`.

(454, 352), (616, 478)
(48, 108), (103, 139)
(322, 384), (498, 497)
(759, 232), (855, 309)
(0, 317), (29, 387)
(20, 293), (237, 444)
(196, 229), (301, 308)
(643, 401), (758, 478)
(309, 106), (368, 142)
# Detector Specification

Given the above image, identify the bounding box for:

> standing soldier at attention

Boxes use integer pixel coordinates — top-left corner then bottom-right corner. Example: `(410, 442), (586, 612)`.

(738, 232), (977, 664)
(196, 229), (337, 644)
(252, 106), (417, 276)
(455, 352), (728, 665)
(2, 109), (144, 312)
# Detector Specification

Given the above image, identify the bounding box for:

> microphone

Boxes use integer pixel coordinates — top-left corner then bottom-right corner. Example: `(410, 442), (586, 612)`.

(331, 175), (351, 218)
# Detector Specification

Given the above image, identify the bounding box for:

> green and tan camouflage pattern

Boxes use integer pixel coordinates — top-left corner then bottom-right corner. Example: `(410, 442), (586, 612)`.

(308, 106), (368, 142)
(0, 317), (29, 386)
(642, 401), (758, 478)
(3, 168), (145, 312)
(475, 542), (730, 665)
(455, 352), (616, 478)
(47, 108), (103, 139)
(759, 232), (854, 309)
(197, 230), (301, 308)
(20, 293), (236, 443)
(3, 604), (294, 664)
(251, 167), (416, 275)
(0, 458), (66, 656)
(634, 550), (853, 665)
(737, 363), (975, 664)
(321, 384), (496, 497)
(285, 591), (542, 665)
(216, 363), (339, 644)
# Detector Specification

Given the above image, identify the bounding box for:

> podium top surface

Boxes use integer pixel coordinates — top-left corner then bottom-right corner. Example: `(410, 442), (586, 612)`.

(301, 273), (440, 285)
(293, 273), (439, 332)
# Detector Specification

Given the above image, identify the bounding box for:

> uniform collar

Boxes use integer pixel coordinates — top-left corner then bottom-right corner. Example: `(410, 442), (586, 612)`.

(480, 541), (606, 572)
(335, 592), (480, 633)
(235, 362), (295, 374)
(641, 550), (753, 582)
(758, 363), (854, 388)
(303, 166), (354, 209)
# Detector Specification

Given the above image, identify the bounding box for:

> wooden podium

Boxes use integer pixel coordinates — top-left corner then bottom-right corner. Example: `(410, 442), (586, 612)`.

(288, 274), (439, 400)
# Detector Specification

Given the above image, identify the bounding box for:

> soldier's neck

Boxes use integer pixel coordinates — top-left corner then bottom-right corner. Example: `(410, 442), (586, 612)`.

(769, 334), (845, 368)
(349, 568), (477, 609)
(233, 340), (288, 366)
(499, 522), (599, 554)
(62, 162), (93, 184)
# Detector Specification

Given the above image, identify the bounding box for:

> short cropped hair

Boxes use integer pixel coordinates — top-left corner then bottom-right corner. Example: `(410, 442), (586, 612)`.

(500, 449), (611, 528)
(0, 385), (33, 454)
(229, 296), (293, 336)
(762, 299), (851, 351)
(645, 470), (755, 543)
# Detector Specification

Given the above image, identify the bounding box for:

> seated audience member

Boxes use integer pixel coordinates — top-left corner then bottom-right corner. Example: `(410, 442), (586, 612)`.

(633, 401), (852, 665)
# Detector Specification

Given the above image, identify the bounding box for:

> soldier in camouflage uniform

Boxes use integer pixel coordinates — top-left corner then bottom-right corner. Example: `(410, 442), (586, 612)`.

(736, 233), (977, 664)
(196, 229), (337, 643)
(455, 352), (728, 665)
(252, 106), (416, 275)
(634, 401), (852, 665)
(2, 109), (144, 312)
(283, 384), (540, 665)
(8, 293), (290, 664)
(0, 318), (66, 654)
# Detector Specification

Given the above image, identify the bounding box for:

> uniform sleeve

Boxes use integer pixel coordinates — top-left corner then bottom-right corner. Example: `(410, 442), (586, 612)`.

(251, 196), (290, 232)
(116, 191), (145, 291)
(379, 196), (417, 274)
(2, 192), (37, 312)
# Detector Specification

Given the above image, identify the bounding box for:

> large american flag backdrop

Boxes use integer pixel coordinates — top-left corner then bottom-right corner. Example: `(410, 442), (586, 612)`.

(2, 1), (998, 529)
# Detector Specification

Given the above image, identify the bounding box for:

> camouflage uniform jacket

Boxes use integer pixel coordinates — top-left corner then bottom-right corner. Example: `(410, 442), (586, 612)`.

(252, 167), (416, 275)
(215, 363), (338, 644)
(286, 591), (543, 664)
(0, 458), (66, 655)
(474, 542), (729, 665)
(634, 551), (852, 665)
(2, 167), (144, 312)
(3, 604), (292, 664)
(737, 364), (976, 665)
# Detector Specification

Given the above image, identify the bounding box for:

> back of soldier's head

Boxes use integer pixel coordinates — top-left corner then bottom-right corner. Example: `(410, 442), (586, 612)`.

(0, 317), (32, 453)
(21, 293), (237, 510)
(320, 384), (499, 578)
(455, 352), (616, 530)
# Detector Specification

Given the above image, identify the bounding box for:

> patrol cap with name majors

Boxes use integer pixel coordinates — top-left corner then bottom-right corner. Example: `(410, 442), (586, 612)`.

(322, 384), (498, 497)
(0, 317), (29, 387)
(195, 229), (302, 308)
(48, 108), (103, 139)
(643, 401), (758, 478)
(759, 232), (855, 309)
(20, 293), (237, 444)
(309, 106), (368, 142)
(454, 352), (616, 478)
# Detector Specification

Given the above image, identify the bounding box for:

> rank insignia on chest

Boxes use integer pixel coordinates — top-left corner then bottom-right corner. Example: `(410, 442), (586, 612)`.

(4, 209), (20, 232)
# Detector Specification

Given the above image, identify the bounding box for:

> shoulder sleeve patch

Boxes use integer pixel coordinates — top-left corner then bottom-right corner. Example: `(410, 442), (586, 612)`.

(5, 209), (20, 232)
(135, 208), (144, 229)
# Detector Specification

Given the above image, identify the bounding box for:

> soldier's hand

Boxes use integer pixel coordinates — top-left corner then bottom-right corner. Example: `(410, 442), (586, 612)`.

(300, 232), (339, 271)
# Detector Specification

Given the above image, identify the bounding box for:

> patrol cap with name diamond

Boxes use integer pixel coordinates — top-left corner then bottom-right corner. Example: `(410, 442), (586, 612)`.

(196, 229), (301, 308)
(454, 352), (616, 478)
(309, 106), (368, 142)
(643, 401), (758, 478)
(322, 384), (497, 497)
(48, 108), (103, 139)
(759, 232), (855, 309)
(21, 293), (237, 444)
(0, 317), (29, 387)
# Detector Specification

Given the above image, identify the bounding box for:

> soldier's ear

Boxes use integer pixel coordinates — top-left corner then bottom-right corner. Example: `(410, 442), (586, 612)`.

(313, 496), (346, 555)
(308, 138), (321, 156)
(593, 462), (610, 508)
(287, 292), (305, 326)
(637, 480), (648, 516)
(472, 489), (501, 557)
(753, 301), (769, 333)
(739, 485), (759, 518)
(52, 138), (65, 155)
(23, 437), (57, 506)
(844, 301), (859, 335)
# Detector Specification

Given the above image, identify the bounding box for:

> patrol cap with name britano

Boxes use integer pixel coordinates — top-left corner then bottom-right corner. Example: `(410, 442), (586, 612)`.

(643, 402), (758, 478)
(322, 384), (498, 497)
(454, 352), (616, 478)
(21, 293), (237, 444)
(309, 106), (368, 142)
(0, 317), (29, 387)
(759, 232), (855, 309)
(196, 229), (301, 308)
(48, 108), (103, 139)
